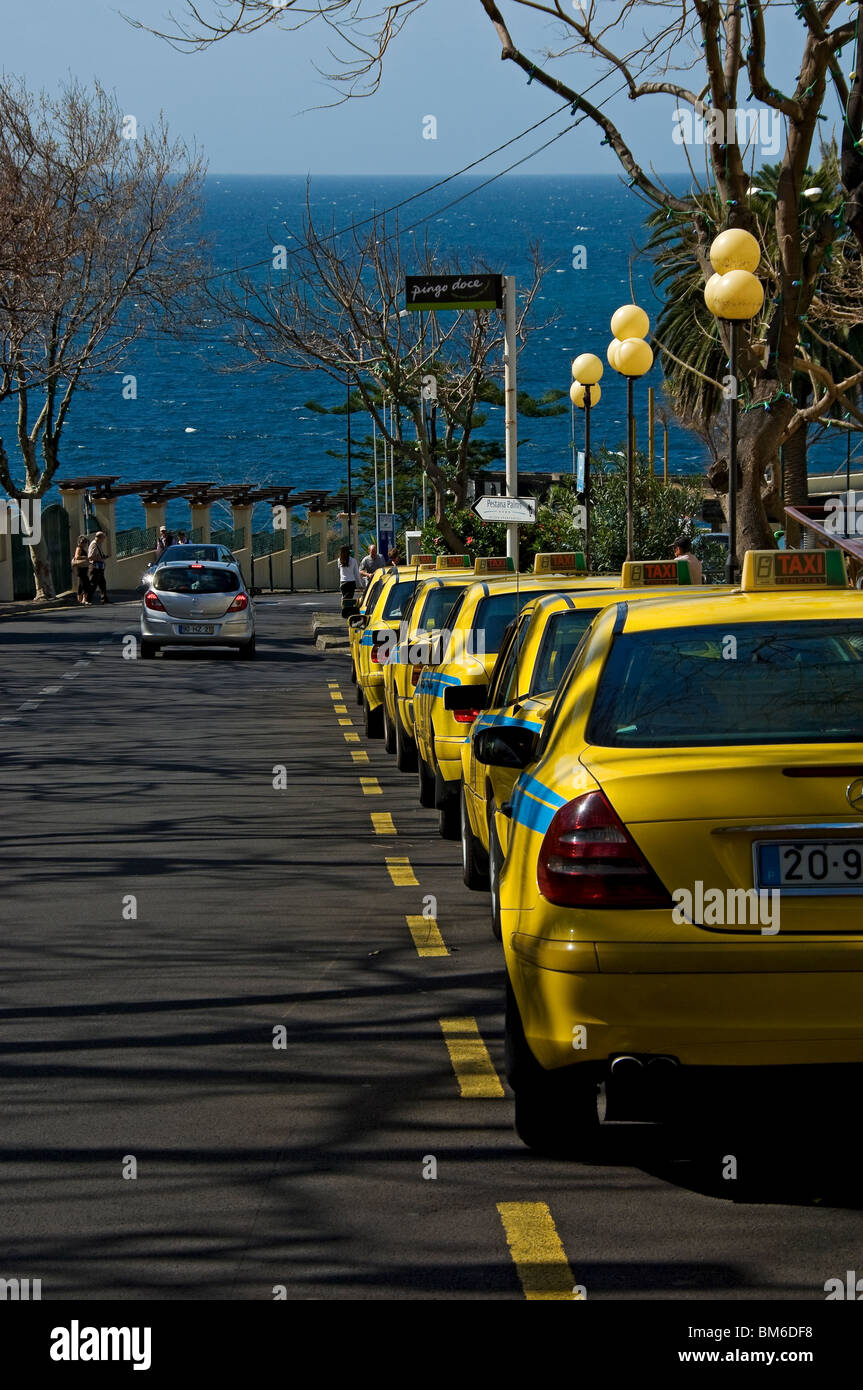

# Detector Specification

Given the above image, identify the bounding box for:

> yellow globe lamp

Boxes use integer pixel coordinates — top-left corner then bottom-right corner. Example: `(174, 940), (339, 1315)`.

(570, 381), (601, 408)
(571, 352), (604, 385)
(606, 338), (622, 370)
(708, 268), (764, 321)
(611, 304), (650, 341)
(703, 271), (724, 316)
(615, 337), (654, 377)
(709, 227), (760, 275)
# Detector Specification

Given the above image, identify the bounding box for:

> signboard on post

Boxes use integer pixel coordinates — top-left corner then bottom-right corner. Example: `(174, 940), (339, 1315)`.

(471, 495), (537, 525)
(404, 274), (504, 312)
(378, 513), (395, 561)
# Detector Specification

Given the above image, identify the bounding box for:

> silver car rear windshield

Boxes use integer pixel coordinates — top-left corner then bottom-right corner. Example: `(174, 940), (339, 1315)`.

(586, 621), (863, 747)
(154, 567), (239, 594)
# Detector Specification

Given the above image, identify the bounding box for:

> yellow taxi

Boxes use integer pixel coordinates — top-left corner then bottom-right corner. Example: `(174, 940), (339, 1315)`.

(459, 562), (716, 894)
(473, 549), (863, 1152)
(382, 557), (478, 770)
(354, 566), (430, 737)
(348, 567), (388, 699)
(412, 553), (619, 837)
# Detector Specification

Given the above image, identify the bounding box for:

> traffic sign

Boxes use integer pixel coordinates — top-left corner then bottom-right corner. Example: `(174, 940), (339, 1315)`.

(471, 495), (537, 524)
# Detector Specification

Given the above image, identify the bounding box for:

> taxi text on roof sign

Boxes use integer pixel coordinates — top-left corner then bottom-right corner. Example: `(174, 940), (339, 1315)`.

(436, 554), (472, 570)
(413, 554), (436, 567)
(474, 556), (515, 574)
(620, 559), (691, 586)
(741, 549), (849, 589)
(533, 552), (587, 574)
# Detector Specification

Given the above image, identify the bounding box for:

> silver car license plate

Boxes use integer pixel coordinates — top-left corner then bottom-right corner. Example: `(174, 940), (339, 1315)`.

(178, 623), (215, 635)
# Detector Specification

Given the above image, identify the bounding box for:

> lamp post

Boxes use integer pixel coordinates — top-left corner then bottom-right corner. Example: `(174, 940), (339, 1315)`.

(607, 305), (653, 561)
(570, 352), (603, 571)
(703, 228), (764, 583)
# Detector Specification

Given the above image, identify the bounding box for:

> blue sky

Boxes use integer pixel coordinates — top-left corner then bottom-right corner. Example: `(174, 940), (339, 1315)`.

(0, 0), (843, 177)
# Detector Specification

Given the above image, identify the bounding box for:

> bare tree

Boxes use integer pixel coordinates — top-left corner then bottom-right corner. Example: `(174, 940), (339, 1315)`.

(0, 78), (207, 598)
(220, 197), (546, 552)
(137, 0), (863, 556)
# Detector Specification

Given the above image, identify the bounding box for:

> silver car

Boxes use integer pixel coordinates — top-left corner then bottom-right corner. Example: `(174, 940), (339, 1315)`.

(140, 561), (256, 659)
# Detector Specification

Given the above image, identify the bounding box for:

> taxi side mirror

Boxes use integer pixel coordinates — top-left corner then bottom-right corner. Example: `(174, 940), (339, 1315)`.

(348, 614), (364, 629)
(474, 726), (538, 769)
(444, 683), (488, 712)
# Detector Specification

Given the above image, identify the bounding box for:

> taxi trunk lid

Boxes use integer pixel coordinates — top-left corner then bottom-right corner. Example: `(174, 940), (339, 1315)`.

(579, 745), (863, 932)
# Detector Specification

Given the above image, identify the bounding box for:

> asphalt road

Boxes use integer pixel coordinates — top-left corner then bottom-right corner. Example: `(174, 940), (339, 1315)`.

(2, 592), (863, 1301)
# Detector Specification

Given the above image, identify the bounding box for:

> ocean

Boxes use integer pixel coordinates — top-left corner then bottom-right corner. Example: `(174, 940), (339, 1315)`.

(4, 174), (851, 530)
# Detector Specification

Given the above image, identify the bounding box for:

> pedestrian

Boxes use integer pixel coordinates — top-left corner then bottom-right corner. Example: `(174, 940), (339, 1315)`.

(338, 544), (362, 616)
(387, 548), (402, 570)
(175, 529), (188, 545)
(155, 525), (174, 560)
(359, 542), (385, 581)
(87, 530), (110, 603)
(672, 534), (703, 585)
(72, 534), (93, 604)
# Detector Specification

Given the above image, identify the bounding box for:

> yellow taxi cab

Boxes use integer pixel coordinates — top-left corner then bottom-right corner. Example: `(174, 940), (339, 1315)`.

(348, 567), (388, 699)
(461, 561), (731, 902)
(382, 556), (478, 770)
(472, 548), (863, 1151)
(354, 565), (430, 737)
(412, 553), (620, 837)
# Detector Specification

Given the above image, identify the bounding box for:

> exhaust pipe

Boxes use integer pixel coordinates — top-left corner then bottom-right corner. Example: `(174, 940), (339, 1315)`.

(646, 1056), (678, 1072)
(610, 1055), (644, 1077)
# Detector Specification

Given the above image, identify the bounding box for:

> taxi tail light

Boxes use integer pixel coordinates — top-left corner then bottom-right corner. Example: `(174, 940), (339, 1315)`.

(144, 591), (165, 611)
(228, 593), (249, 612)
(371, 642), (385, 664)
(537, 791), (672, 909)
(453, 707), (481, 724)
(410, 662), (423, 685)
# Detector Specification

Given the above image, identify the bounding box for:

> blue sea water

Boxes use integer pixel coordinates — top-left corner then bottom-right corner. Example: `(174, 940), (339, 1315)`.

(6, 174), (850, 530)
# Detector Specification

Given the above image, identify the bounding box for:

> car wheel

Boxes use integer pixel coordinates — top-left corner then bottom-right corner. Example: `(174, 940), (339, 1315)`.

(350, 661), (357, 685)
(461, 785), (490, 890)
(438, 787), (460, 840)
(417, 754), (436, 808)
(505, 979), (599, 1156)
(488, 811), (504, 940)
(382, 699), (396, 755)
(238, 637), (256, 659)
(395, 707), (417, 773)
(141, 640), (158, 660)
(356, 678), (364, 706)
(363, 695), (383, 739)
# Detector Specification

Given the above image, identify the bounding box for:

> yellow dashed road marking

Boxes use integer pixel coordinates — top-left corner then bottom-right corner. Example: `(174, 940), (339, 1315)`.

(385, 857), (418, 886)
(329, 689), (343, 698)
(350, 750), (370, 764)
(371, 812), (396, 835)
(406, 915), (448, 957)
(344, 732), (360, 744)
(496, 1202), (578, 1301)
(360, 778), (382, 796)
(338, 718), (354, 727)
(333, 704), (348, 714)
(327, 682), (340, 688)
(439, 1017), (504, 1099)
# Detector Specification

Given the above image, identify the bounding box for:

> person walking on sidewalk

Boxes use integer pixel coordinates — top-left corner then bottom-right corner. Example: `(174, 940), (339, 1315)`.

(87, 531), (110, 604)
(72, 535), (93, 604)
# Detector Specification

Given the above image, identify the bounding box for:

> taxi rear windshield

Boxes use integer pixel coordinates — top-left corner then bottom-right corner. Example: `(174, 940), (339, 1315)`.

(587, 621), (863, 747)
(472, 589), (560, 653)
(154, 567), (239, 593)
(382, 579), (418, 621)
(531, 610), (602, 694)
(417, 586), (463, 632)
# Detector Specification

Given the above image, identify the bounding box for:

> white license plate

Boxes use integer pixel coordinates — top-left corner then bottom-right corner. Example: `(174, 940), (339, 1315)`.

(756, 840), (863, 894)
(178, 623), (215, 635)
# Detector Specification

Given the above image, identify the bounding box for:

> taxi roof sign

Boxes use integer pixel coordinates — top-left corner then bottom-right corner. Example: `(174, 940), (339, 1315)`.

(741, 548), (848, 589)
(474, 555), (515, 575)
(533, 552), (587, 574)
(435, 554), (472, 570)
(413, 554), (436, 568)
(620, 559), (692, 587)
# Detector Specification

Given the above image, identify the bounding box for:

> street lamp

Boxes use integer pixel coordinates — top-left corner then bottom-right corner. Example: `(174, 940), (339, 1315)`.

(570, 352), (603, 570)
(703, 228), (764, 583)
(607, 304), (654, 561)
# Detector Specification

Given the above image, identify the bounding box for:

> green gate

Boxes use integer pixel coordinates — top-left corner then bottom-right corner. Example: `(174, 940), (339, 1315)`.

(11, 503), (72, 599)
